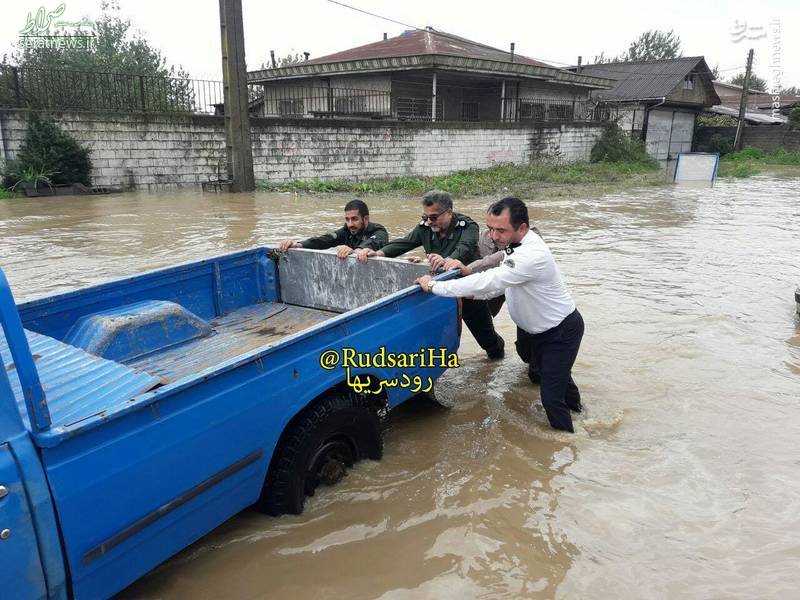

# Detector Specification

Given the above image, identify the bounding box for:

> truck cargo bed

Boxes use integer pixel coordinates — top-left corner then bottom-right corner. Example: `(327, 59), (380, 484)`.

(1, 300), (336, 440)
(126, 301), (336, 383)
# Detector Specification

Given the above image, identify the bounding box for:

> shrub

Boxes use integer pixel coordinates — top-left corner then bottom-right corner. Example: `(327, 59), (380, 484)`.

(696, 114), (738, 127)
(590, 122), (658, 166)
(724, 163), (760, 178)
(2, 113), (92, 189)
(789, 107), (800, 130)
(704, 133), (734, 156)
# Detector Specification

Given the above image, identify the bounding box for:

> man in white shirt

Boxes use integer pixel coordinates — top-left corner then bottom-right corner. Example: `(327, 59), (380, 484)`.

(416, 197), (584, 433)
(448, 224), (544, 383)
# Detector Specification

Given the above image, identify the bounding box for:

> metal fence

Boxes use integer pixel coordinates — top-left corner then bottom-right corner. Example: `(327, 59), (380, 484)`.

(252, 86), (449, 121)
(257, 86), (391, 119)
(0, 65), (604, 124)
(0, 65), (223, 114)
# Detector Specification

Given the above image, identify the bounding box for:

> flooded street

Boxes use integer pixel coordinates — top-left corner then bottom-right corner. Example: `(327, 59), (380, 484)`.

(1, 175), (799, 599)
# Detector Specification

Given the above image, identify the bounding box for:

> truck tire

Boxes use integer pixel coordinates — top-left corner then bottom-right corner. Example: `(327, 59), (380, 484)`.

(258, 391), (383, 516)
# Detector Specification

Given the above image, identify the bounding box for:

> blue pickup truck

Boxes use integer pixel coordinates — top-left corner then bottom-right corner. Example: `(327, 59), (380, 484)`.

(0, 247), (460, 599)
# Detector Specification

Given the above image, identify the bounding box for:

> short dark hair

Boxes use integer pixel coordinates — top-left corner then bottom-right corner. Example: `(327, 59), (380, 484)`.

(422, 190), (453, 211)
(488, 197), (529, 228)
(344, 199), (369, 217)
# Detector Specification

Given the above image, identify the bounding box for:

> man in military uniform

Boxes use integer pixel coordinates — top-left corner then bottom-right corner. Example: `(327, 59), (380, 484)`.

(364, 190), (505, 359)
(279, 199), (387, 258)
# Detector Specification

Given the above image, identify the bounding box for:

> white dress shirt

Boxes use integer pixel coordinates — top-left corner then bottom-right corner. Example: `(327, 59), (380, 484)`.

(431, 230), (576, 334)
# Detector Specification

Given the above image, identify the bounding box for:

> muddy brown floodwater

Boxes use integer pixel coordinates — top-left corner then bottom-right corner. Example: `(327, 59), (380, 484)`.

(1, 175), (799, 599)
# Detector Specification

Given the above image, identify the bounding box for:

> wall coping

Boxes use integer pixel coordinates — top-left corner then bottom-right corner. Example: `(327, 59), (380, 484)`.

(0, 107), (603, 132)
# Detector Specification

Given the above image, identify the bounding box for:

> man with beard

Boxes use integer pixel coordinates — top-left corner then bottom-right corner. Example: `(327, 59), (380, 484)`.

(278, 199), (387, 258)
(364, 190), (505, 360)
(416, 197), (584, 433)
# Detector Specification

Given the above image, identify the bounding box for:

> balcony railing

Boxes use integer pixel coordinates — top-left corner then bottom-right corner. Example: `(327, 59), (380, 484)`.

(502, 97), (596, 123)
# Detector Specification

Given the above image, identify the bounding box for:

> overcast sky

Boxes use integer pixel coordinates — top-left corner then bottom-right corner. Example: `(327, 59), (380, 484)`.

(3, 0), (798, 89)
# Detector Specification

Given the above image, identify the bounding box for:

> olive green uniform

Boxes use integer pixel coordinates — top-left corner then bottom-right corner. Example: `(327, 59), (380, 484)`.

(380, 213), (480, 262)
(300, 222), (388, 251)
(382, 213), (504, 358)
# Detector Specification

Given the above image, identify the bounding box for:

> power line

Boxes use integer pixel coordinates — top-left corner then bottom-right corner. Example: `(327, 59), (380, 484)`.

(324, 0), (556, 65)
(325, 0), (422, 31)
(324, 0), (738, 81)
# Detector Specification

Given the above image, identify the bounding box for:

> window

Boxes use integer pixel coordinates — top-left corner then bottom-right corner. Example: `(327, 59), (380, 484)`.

(683, 74), (695, 90)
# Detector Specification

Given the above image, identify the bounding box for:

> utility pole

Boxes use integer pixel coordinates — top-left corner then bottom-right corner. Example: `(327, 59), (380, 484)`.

(734, 48), (754, 152)
(219, 0), (255, 192)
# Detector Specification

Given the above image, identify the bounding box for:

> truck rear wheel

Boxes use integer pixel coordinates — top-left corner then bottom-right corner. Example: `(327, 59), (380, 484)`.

(258, 391), (382, 516)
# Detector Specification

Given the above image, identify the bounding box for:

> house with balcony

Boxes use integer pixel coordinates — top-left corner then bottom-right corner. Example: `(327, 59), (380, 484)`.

(245, 28), (613, 123)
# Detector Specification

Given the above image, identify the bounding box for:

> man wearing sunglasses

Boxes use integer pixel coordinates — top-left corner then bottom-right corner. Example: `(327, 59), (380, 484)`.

(364, 190), (505, 360)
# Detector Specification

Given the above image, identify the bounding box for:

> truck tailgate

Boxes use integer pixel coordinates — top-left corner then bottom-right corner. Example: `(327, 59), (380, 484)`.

(0, 328), (161, 441)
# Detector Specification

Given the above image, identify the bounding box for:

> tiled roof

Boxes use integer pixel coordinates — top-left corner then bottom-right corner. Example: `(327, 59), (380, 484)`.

(247, 29), (614, 90)
(303, 29), (551, 67)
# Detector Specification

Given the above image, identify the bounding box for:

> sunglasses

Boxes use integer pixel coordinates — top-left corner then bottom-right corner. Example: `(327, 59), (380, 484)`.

(421, 209), (450, 222)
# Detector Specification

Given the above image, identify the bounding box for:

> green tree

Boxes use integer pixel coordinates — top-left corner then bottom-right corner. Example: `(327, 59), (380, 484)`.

(591, 51), (615, 64)
(621, 29), (682, 61)
(728, 72), (768, 92)
(6, 2), (195, 112)
(261, 52), (306, 69)
(780, 85), (799, 95)
(590, 30), (683, 65)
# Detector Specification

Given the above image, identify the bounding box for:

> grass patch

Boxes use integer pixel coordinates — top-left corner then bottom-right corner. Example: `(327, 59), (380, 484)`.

(719, 162), (762, 178)
(0, 190), (19, 199)
(257, 159), (663, 197)
(718, 147), (800, 178)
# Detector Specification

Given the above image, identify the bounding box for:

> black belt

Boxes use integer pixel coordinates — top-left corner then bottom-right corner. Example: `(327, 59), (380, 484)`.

(529, 308), (579, 339)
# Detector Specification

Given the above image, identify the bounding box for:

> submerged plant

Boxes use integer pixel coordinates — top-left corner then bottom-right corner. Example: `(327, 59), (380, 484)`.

(8, 166), (59, 191)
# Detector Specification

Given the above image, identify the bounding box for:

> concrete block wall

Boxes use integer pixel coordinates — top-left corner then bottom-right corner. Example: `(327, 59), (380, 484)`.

(252, 120), (602, 182)
(0, 109), (604, 190)
(694, 125), (800, 153)
(0, 110), (226, 188)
